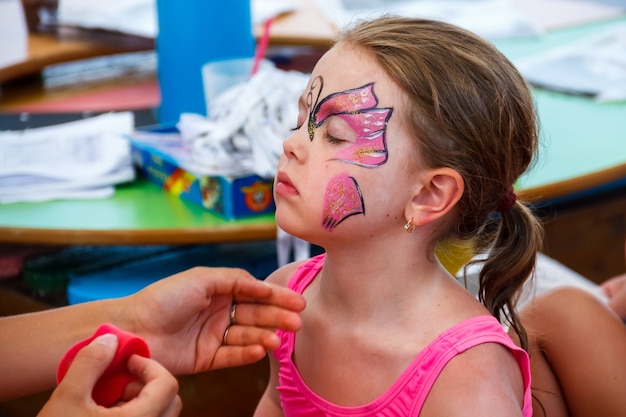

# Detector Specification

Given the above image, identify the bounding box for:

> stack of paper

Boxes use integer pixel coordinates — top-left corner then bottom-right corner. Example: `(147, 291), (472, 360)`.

(515, 23), (626, 101)
(0, 0), (28, 68)
(0, 112), (136, 203)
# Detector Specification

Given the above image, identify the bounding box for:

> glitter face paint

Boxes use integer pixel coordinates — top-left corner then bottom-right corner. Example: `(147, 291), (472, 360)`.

(322, 173), (364, 231)
(302, 78), (393, 231)
(313, 82), (392, 168)
(307, 76), (324, 141)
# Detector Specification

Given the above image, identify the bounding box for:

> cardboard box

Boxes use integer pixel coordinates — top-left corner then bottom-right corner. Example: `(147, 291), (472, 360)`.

(130, 131), (275, 220)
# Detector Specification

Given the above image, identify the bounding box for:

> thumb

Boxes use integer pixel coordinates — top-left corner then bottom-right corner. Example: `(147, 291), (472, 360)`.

(58, 333), (118, 393)
(601, 274), (626, 299)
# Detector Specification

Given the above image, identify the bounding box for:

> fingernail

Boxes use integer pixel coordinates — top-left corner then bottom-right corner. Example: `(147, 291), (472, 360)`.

(93, 333), (118, 347)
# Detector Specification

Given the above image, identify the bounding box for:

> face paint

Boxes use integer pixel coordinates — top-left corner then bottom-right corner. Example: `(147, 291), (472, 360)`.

(313, 83), (392, 168)
(307, 76), (324, 141)
(322, 174), (364, 231)
(314, 83), (378, 122)
(331, 111), (390, 167)
(306, 83), (392, 230)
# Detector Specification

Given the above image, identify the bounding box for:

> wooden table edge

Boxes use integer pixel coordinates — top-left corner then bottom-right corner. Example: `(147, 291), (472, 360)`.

(0, 223), (278, 245)
(519, 163), (626, 203)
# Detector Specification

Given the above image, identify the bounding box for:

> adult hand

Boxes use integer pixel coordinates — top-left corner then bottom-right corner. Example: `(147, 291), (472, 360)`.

(122, 267), (305, 375)
(601, 273), (626, 320)
(38, 333), (181, 417)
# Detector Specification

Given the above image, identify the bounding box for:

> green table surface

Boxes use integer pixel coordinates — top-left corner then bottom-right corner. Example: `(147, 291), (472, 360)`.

(1, 16), (625, 244)
(495, 16), (626, 200)
(0, 178), (276, 244)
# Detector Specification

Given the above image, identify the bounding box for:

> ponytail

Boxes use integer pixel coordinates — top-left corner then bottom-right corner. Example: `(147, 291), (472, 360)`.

(475, 201), (543, 350)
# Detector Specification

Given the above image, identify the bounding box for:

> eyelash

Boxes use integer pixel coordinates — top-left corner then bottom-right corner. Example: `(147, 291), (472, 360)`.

(290, 123), (342, 144)
(324, 132), (342, 144)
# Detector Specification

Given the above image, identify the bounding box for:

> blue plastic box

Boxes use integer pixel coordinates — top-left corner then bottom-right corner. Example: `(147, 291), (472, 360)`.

(130, 128), (275, 220)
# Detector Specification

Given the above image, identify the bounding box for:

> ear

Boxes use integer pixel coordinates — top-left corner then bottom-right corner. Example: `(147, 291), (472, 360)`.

(406, 168), (463, 227)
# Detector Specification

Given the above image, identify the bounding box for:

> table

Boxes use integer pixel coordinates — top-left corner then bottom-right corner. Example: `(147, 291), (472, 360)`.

(0, 31), (153, 84)
(0, 178), (276, 245)
(516, 89), (626, 203)
(493, 16), (626, 204)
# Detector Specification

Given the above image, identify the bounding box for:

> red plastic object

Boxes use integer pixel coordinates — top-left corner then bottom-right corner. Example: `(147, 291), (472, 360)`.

(57, 323), (150, 407)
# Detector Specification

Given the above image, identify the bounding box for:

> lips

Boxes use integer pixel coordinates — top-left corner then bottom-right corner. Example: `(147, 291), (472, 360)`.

(275, 171), (298, 196)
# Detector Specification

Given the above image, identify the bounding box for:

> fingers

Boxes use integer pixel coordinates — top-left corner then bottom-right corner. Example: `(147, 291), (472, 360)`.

(231, 299), (303, 333)
(123, 355), (182, 416)
(211, 343), (269, 369)
(600, 274), (626, 319)
(249, 281), (307, 313)
(59, 333), (118, 396)
(211, 306), (289, 369)
(601, 274), (626, 297)
(38, 335), (119, 417)
(199, 268), (306, 312)
(222, 324), (281, 351)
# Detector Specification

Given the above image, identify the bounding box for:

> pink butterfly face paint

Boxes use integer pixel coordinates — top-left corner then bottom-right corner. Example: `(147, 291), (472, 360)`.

(303, 78), (393, 231)
(311, 82), (392, 168)
(322, 174), (364, 231)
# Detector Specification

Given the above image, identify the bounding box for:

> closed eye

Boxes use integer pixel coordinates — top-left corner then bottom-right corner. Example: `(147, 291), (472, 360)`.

(324, 132), (343, 144)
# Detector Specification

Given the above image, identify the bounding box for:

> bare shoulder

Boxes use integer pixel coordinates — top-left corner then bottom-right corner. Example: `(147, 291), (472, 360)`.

(265, 259), (308, 287)
(421, 342), (525, 417)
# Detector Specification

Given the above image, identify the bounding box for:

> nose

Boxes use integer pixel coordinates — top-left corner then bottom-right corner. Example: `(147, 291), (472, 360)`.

(282, 127), (306, 161)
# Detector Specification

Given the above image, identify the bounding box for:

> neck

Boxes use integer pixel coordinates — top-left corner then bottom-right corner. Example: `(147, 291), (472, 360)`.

(313, 236), (450, 322)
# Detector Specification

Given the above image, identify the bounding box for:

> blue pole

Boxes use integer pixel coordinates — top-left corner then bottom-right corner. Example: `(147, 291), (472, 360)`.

(155, 0), (255, 124)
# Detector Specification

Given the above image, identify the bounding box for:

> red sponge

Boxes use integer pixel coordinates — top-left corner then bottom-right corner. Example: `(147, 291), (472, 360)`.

(57, 323), (151, 407)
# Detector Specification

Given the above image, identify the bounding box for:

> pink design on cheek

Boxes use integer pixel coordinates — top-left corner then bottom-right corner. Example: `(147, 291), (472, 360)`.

(322, 174), (364, 231)
(332, 110), (391, 167)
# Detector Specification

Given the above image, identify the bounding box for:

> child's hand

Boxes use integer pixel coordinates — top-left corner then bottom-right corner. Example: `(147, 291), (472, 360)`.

(601, 274), (626, 320)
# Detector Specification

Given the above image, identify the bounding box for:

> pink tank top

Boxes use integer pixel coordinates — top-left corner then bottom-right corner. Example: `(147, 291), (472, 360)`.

(274, 254), (533, 416)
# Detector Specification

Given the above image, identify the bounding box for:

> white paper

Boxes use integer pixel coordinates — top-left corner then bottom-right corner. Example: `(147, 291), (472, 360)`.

(515, 24), (626, 101)
(0, 0), (28, 68)
(252, 0), (298, 26)
(514, 0), (625, 31)
(55, 0), (297, 38)
(316, 0), (542, 40)
(0, 112), (136, 203)
(57, 0), (157, 38)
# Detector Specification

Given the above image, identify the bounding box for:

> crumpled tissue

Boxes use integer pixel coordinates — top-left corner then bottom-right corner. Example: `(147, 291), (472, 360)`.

(176, 65), (309, 179)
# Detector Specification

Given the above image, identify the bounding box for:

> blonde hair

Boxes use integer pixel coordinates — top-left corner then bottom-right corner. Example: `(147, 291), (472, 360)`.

(339, 16), (543, 349)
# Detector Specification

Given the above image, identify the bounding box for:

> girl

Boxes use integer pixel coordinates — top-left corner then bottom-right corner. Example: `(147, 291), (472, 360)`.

(256, 16), (543, 416)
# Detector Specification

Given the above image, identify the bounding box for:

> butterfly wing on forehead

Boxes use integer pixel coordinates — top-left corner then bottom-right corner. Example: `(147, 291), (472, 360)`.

(313, 82), (378, 123)
(311, 82), (392, 168)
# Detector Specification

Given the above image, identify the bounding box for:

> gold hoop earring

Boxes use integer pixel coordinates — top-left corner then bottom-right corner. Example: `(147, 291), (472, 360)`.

(404, 218), (416, 233)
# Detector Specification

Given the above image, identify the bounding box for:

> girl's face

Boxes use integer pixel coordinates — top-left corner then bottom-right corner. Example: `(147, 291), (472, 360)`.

(274, 43), (420, 242)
